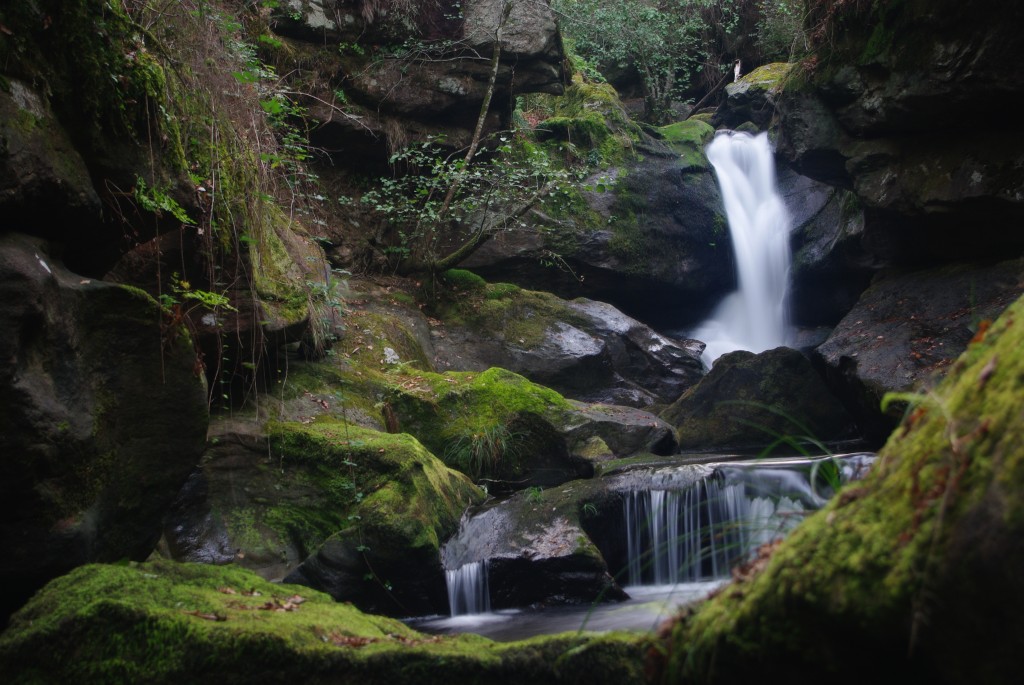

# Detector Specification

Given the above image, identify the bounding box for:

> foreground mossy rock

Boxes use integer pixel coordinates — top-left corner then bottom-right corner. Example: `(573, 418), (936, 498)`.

(0, 234), (208, 624)
(166, 419), (483, 617)
(661, 347), (855, 450)
(0, 560), (647, 684)
(653, 293), (1024, 683)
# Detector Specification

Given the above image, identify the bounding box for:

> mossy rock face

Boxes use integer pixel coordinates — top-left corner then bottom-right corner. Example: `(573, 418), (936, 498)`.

(653, 293), (1024, 683)
(657, 120), (714, 171)
(167, 419), (484, 618)
(386, 367), (588, 490)
(714, 62), (795, 131)
(0, 0), (195, 275)
(0, 234), (209, 624)
(0, 559), (647, 684)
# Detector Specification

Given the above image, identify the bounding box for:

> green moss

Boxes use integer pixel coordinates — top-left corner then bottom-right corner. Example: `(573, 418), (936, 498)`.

(0, 559), (647, 684)
(264, 421), (483, 556)
(485, 282), (522, 300)
(387, 367), (573, 467)
(437, 281), (591, 351)
(658, 119), (714, 171)
(441, 268), (486, 292)
(736, 62), (795, 91)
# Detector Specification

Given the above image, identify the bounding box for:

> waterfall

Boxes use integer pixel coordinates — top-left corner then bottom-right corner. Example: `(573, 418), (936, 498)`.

(623, 474), (807, 586)
(692, 130), (793, 365)
(446, 561), (490, 616)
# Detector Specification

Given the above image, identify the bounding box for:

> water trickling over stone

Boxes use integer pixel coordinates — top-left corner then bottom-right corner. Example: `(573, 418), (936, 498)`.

(446, 561), (490, 616)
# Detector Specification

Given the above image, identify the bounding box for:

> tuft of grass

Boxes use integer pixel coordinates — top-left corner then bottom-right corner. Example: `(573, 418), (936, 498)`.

(443, 423), (524, 480)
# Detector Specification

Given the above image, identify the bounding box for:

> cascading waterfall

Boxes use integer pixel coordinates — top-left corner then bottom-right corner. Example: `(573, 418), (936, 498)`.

(446, 560), (490, 616)
(624, 477), (804, 585)
(692, 130), (793, 365)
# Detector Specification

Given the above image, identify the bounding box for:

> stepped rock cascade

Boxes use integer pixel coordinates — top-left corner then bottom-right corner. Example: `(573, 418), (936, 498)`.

(692, 131), (793, 365)
(624, 471), (806, 585)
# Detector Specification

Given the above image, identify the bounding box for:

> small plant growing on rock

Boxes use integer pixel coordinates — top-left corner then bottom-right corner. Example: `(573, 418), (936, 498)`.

(443, 423), (524, 480)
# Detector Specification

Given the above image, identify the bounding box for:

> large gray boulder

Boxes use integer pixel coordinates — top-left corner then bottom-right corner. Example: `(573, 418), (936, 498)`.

(430, 284), (706, 407)
(0, 233), (209, 623)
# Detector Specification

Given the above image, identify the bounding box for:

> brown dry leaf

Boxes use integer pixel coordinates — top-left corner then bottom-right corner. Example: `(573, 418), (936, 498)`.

(217, 587), (238, 595)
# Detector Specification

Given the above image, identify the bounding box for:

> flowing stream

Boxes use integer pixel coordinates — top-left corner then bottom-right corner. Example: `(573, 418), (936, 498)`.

(423, 454), (875, 639)
(691, 131), (793, 365)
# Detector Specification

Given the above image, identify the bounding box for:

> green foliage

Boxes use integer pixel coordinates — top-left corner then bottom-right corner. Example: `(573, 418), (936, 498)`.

(553, 0), (737, 122)
(133, 176), (193, 225)
(757, 0), (808, 60)
(358, 132), (572, 273)
(159, 272), (236, 313)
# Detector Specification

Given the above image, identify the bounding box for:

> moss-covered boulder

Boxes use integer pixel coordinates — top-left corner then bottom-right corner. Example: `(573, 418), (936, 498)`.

(277, 422), (484, 616)
(661, 347), (856, 451)
(0, 233), (208, 624)
(387, 367), (676, 490)
(652, 292), (1024, 683)
(164, 416), (483, 618)
(713, 62), (794, 131)
(0, 559), (647, 684)
(431, 282), (705, 407)
(657, 119), (715, 171)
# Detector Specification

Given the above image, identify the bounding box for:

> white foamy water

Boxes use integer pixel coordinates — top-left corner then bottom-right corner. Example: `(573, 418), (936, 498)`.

(692, 131), (793, 365)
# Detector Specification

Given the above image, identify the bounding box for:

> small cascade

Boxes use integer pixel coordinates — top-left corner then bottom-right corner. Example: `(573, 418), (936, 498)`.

(624, 481), (803, 585)
(692, 130), (793, 365)
(623, 464), (830, 586)
(446, 561), (490, 616)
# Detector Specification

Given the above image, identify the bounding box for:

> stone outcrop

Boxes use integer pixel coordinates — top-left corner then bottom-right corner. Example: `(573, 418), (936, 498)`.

(812, 259), (1023, 443)
(661, 347), (856, 451)
(712, 62), (794, 131)
(464, 133), (732, 327)
(430, 284), (706, 407)
(779, 166), (874, 326)
(274, 0), (565, 158)
(0, 233), (209, 624)
(776, 1), (1024, 265)
(164, 417), (483, 617)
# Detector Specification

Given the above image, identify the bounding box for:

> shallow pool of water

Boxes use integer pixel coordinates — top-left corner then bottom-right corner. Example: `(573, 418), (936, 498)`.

(405, 581), (725, 642)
